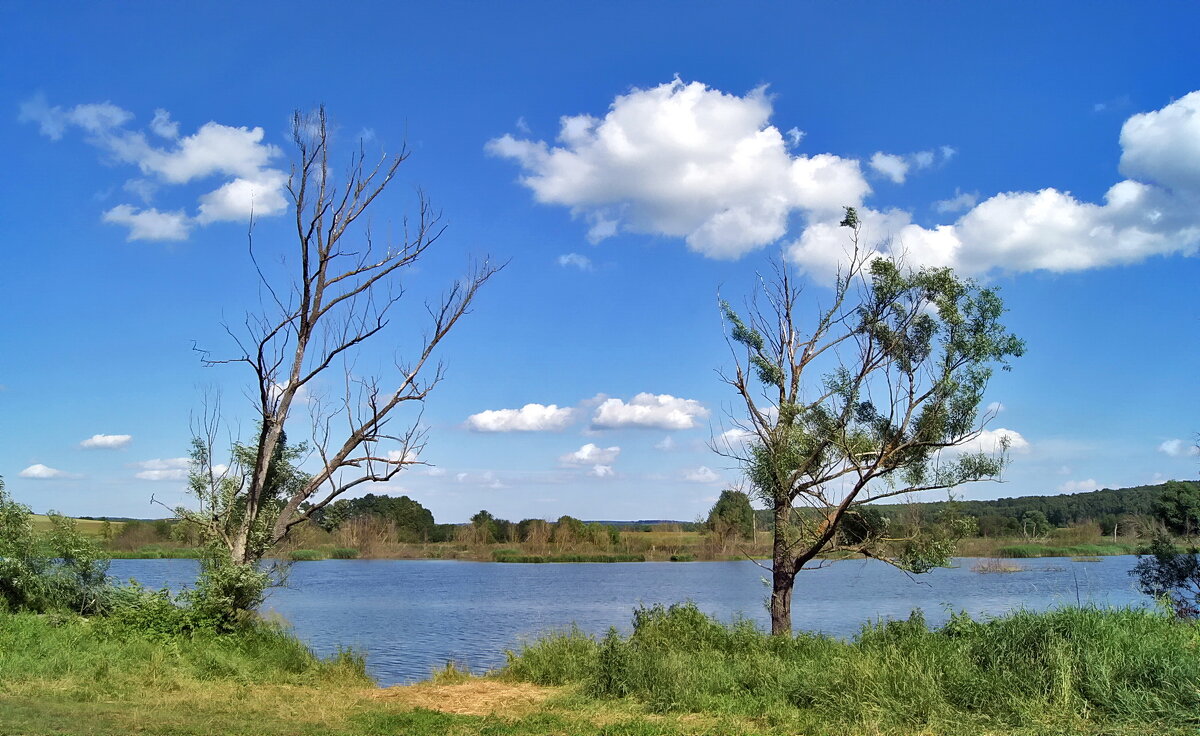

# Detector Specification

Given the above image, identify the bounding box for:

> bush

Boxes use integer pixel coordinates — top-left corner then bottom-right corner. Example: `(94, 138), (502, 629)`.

(0, 482), (112, 615)
(330, 547), (359, 559)
(1131, 535), (1200, 618)
(505, 603), (1200, 730)
(289, 549), (325, 561)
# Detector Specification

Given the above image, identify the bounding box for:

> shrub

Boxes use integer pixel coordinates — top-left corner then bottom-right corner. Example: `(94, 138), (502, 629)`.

(330, 547), (359, 559)
(1131, 535), (1200, 618)
(0, 482), (112, 615)
(289, 549), (325, 561)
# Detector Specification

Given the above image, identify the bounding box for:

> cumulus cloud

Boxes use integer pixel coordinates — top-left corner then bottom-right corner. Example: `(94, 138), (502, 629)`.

(790, 90), (1200, 278)
(560, 443), (621, 466)
(20, 95), (288, 241)
(487, 78), (869, 260)
(869, 152), (910, 184)
(133, 457), (190, 481)
(557, 252), (593, 270)
(1058, 478), (1100, 494)
(591, 393), (709, 430)
(492, 81), (1200, 278)
(102, 205), (191, 241)
(80, 433), (132, 449)
(1158, 438), (1200, 458)
(684, 466), (720, 483)
(590, 465), (615, 478)
(948, 428), (1031, 455)
(466, 403), (576, 432)
(19, 464), (77, 479)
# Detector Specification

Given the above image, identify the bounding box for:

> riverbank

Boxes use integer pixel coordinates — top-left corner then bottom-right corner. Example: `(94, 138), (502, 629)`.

(3, 606), (1198, 735)
(98, 533), (1148, 561)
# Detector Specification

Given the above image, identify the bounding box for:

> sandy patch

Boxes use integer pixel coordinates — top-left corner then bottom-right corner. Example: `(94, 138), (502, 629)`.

(370, 680), (558, 716)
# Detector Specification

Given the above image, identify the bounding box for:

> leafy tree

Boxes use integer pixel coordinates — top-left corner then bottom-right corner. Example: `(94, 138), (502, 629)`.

(1019, 510), (1052, 540)
(706, 490), (755, 542)
(719, 208), (1024, 634)
(1153, 480), (1200, 537)
(1130, 535), (1200, 618)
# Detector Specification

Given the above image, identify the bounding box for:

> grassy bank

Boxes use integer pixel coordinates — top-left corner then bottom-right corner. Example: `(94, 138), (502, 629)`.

(4, 605), (1199, 735)
(505, 603), (1200, 735)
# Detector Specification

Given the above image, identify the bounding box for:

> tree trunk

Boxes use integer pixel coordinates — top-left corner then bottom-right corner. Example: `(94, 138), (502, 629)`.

(770, 499), (795, 635)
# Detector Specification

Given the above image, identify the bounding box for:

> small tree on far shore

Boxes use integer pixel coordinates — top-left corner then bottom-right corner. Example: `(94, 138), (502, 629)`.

(706, 489), (755, 552)
(719, 208), (1024, 635)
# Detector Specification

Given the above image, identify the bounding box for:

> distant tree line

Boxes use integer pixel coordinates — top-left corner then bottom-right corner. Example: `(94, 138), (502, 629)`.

(749, 480), (1200, 538)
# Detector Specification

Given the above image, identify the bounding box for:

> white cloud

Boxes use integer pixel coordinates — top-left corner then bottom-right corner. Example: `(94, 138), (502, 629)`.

(719, 427), (755, 448)
(80, 433), (132, 449)
(560, 443), (621, 466)
(869, 150), (940, 184)
(466, 403), (576, 432)
(786, 127), (805, 146)
(1158, 438), (1200, 458)
(590, 464), (615, 478)
(591, 392), (709, 430)
(933, 188), (979, 214)
(1058, 478), (1100, 494)
(654, 436), (676, 451)
(19, 463), (77, 480)
(150, 109), (179, 139)
(102, 205), (191, 241)
(21, 96), (288, 241)
(557, 252), (593, 270)
(133, 457), (190, 481)
(869, 152), (910, 184)
(487, 78), (869, 260)
(684, 466), (720, 483)
(948, 428), (1030, 455)
(426, 467), (447, 477)
(985, 402), (1005, 415)
(491, 81), (1200, 279)
(789, 90), (1200, 279)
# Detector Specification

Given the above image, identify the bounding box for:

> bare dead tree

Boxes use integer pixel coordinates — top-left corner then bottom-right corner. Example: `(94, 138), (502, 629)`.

(717, 207), (1024, 635)
(188, 107), (500, 567)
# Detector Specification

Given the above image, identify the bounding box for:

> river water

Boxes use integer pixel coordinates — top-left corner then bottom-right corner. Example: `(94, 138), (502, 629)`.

(110, 556), (1147, 686)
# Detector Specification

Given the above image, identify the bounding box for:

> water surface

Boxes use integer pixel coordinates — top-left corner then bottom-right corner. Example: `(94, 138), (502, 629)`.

(111, 556), (1145, 686)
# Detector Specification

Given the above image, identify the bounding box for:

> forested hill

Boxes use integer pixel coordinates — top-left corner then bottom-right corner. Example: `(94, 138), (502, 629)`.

(906, 480), (1198, 527)
(750, 480), (1199, 532)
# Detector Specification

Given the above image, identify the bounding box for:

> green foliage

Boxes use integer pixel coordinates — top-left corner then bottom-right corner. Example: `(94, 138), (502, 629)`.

(507, 602), (1200, 731)
(1154, 480), (1200, 536)
(1131, 535), (1200, 618)
(1020, 510), (1052, 538)
(289, 549), (325, 561)
(0, 480), (112, 615)
(330, 547), (359, 559)
(705, 490), (754, 540)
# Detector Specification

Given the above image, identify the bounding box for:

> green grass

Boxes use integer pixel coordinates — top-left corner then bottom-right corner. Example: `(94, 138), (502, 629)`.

(505, 603), (1200, 735)
(4, 605), (1198, 735)
(28, 514), (123, 538)
(492, 552), (646, 563)
(288, 549), (326, 561)
(996, 543), (1140, 558)
(108, 545), (205, 559)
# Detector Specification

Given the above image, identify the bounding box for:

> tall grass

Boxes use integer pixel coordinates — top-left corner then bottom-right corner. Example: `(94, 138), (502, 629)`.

(505, 602), (1200, 732)
(0, 610), (371, 701)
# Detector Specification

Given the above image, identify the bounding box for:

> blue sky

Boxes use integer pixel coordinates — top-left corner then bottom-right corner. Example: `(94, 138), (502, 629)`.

(2, 1), (1198, 523)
